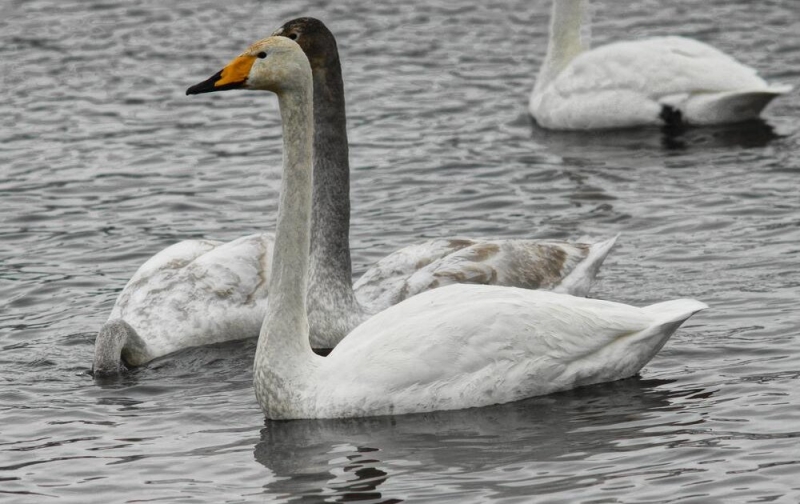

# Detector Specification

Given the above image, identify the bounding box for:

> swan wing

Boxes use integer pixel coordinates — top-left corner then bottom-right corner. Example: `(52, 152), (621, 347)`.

(532, 36), (787, 129)
(319, 285), (706, 417)
(352, 238), (479, 309)
(353, 236), (615, 312)
(110, 233), (273, 358)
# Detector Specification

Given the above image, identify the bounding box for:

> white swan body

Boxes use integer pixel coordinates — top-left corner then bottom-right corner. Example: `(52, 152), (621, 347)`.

(93, 233), (272, 373)
(187, 36), (707, 419)
(283, 286), (707, 418)
(530, 0), (792, 130)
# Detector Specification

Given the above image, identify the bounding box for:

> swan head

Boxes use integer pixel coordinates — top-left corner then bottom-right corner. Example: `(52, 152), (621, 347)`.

(186, 36), (311, 95)
(272, 17), (340, 69)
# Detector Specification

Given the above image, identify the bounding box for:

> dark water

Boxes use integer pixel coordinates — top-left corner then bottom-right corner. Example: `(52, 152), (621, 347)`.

(2, 0), (799, 502)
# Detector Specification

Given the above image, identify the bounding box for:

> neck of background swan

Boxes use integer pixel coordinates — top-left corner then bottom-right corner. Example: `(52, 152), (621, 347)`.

(535, 0), (590, 93)
(307, 50), (360, 311)
(254, 73), (318, 414)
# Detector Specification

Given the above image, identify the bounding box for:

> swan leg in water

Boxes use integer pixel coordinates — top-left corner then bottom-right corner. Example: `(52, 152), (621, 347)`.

(529, 0), (792, 130)
(186, 36), (707, 419)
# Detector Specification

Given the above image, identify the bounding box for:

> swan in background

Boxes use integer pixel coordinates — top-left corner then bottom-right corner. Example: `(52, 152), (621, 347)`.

(273, 17), (617, 348)
(186, 36), (707, 419)
(93, 234), (272, 375)
(94, 17), (618, 375)
(530, 0), (792, 130)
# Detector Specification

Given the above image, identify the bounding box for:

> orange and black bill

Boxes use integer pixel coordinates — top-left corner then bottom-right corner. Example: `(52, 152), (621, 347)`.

(186, 55), (257, 95)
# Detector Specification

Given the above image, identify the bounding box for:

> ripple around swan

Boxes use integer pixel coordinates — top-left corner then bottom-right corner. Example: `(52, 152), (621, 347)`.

(1, 0), (800, 502)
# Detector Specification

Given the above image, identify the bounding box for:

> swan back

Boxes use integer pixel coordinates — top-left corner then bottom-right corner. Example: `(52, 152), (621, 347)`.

(100, 234), (272, 367)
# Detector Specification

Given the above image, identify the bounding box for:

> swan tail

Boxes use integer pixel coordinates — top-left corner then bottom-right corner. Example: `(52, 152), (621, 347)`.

(682, 87), (791, 125)
(562, 297), (706, 389)
(638, 299), (708, 354)
(598, 299), (707, 383)
(764, 83), (793, 95)
(92, 319), (140, 376)
(557, 234), (619, 297)
(642, 299), (708, 324)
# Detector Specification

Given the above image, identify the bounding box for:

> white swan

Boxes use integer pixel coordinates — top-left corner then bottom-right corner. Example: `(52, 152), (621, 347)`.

(530, 0), (792, 130)
(95, 18), (618, 374)
(186, 35), (707, 419)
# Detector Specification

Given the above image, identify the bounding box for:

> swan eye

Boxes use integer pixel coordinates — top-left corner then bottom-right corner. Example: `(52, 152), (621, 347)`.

(288, 33), (298, 40)
(256, 51), (267, 59)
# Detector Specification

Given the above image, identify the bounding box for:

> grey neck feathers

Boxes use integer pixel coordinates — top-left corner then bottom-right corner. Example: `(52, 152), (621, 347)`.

(93, 319), (139, 375)
(307, 49), (363, 319)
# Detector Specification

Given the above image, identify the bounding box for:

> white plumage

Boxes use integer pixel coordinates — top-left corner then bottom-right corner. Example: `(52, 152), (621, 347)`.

(530, 0), (791, 130)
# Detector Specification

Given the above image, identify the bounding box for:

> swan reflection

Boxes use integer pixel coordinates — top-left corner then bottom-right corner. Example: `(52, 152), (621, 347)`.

(253, 378), (712, 502)
(531, 118), (780, 155)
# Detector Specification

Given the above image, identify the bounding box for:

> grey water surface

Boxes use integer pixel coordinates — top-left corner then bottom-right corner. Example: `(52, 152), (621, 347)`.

(1, 0), (799, 502)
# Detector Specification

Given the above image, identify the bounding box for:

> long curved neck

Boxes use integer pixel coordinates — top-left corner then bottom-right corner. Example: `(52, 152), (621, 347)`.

(535, 0), (590, 93)
(254, 73), (320, 417)
(307, 50), (360, 307)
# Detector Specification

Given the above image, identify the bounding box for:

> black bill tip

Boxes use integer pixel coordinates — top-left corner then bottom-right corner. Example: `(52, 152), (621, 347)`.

(186, 70), (247, 95)
(186, 70), (224, 95)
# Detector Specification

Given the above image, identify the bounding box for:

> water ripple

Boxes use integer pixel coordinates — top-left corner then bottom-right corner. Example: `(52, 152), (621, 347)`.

(1, 0), (799, 502)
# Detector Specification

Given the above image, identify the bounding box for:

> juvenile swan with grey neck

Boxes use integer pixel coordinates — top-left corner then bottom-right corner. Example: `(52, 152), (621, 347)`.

(273, 17), (618, 348)
(187, 36), (707, 419)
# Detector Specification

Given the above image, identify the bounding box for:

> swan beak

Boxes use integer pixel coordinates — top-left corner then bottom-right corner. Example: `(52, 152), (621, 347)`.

(186, 55), (257, 95)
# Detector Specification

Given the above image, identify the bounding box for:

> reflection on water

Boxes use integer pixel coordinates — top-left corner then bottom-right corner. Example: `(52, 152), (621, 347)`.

(531, 119), (781, 156)
(254, 378), (702, 502)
